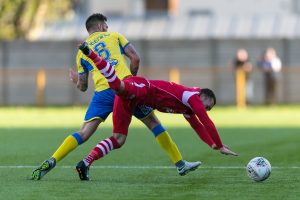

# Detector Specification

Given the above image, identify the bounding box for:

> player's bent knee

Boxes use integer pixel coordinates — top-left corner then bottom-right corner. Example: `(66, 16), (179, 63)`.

(113, 133), (127, 147)
(77, 131), (90, 142)
(79, 119), (102, 141)
(142, 113), (161, 130)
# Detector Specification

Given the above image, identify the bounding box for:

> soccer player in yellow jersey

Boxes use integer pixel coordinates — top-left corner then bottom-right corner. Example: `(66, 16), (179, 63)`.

(31, 13), (200, 180)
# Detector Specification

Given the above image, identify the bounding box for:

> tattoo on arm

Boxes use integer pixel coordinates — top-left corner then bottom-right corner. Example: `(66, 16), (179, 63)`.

(124, 44), (140, 76)
(77, 73), (88, 92)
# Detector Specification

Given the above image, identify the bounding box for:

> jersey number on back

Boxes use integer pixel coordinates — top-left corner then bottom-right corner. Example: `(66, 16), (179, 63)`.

(94, 42), (111, 61)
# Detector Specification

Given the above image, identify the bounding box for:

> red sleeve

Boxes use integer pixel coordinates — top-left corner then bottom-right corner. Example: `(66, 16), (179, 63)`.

(184, 114), (215, 147)
(187, 94), (223, 148)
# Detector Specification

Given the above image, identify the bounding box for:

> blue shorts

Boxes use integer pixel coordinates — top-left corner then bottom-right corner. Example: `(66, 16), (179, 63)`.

(84, 88), (153, 122)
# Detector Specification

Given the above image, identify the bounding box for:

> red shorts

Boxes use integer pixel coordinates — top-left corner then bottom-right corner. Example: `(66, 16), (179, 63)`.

(112, 76), (150, 135)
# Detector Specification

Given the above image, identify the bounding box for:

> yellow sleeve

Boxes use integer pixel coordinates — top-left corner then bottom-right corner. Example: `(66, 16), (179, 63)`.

(76, 51), (88, 75)
(116, 32), (130, 49)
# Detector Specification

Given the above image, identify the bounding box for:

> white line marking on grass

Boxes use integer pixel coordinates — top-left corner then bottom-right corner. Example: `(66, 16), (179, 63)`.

(0, 165), (299, 169)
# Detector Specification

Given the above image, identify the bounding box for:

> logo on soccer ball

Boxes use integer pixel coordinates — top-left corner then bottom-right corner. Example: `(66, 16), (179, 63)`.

(246, 157), (271, 182)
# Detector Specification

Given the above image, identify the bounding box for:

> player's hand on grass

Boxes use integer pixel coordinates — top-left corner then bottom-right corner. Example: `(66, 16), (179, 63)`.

(69, 68), (78, 84)
(219, 146), (238, 156)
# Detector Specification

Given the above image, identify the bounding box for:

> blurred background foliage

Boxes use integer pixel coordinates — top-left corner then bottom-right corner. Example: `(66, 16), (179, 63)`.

(0, 0), (74, 40)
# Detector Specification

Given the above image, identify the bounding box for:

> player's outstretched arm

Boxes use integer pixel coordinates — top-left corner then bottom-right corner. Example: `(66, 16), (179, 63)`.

(69, 68), (78, 84)
(188, 95), (223, 148)
(184, 114), (216, 148)
(188, 96), (239, 156)
(219, 146), (238, 156)
(69, 68), (89, 92)
(185, 114), (238, 156)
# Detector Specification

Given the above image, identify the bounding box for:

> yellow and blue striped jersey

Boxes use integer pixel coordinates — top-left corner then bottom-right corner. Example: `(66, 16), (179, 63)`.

(76, 32), (132, 91)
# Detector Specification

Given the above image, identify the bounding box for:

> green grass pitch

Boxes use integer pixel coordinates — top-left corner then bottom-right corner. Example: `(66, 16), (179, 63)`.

(0, 106), (299, 200)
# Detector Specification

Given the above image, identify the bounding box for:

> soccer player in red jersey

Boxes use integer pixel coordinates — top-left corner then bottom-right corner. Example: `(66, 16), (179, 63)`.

(32, 14), (201, 181)
(76, 42), (238, 180)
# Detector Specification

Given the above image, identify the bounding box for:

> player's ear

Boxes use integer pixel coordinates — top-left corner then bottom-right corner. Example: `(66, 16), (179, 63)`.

(103, 23), (108, 31)
(97, 23), (103, 31)
(99, 22), (108, 31)
(199, 93), (206, 101)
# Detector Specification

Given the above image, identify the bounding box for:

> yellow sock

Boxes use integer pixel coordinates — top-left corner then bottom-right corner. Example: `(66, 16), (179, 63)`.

(52, 133), (82, 162)
(155, 131), (182, 164)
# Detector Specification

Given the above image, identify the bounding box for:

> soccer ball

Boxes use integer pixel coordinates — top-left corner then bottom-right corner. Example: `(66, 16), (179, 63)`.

(246, 157), (271, 182)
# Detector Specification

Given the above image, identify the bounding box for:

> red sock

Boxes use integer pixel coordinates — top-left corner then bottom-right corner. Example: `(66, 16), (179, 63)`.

(88, 51), (107, 70)
(83, 136), (120, 166)
(87, 51), (121, 90)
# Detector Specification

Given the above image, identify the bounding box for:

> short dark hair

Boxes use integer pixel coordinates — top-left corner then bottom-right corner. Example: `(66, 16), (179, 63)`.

(200, 88), (216, 105)
(85, 13), (107, 31)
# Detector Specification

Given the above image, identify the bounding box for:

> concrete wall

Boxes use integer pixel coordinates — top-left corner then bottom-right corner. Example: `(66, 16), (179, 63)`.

(0, 39), (299, 105)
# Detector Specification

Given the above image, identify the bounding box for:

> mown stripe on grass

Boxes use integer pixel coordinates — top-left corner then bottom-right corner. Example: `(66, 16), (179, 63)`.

(0, 165), (299, 169)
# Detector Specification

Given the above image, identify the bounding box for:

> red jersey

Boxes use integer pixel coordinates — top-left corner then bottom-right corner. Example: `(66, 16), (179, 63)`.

(113, 76), (223, 148)
(147, 80), (201, 114)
